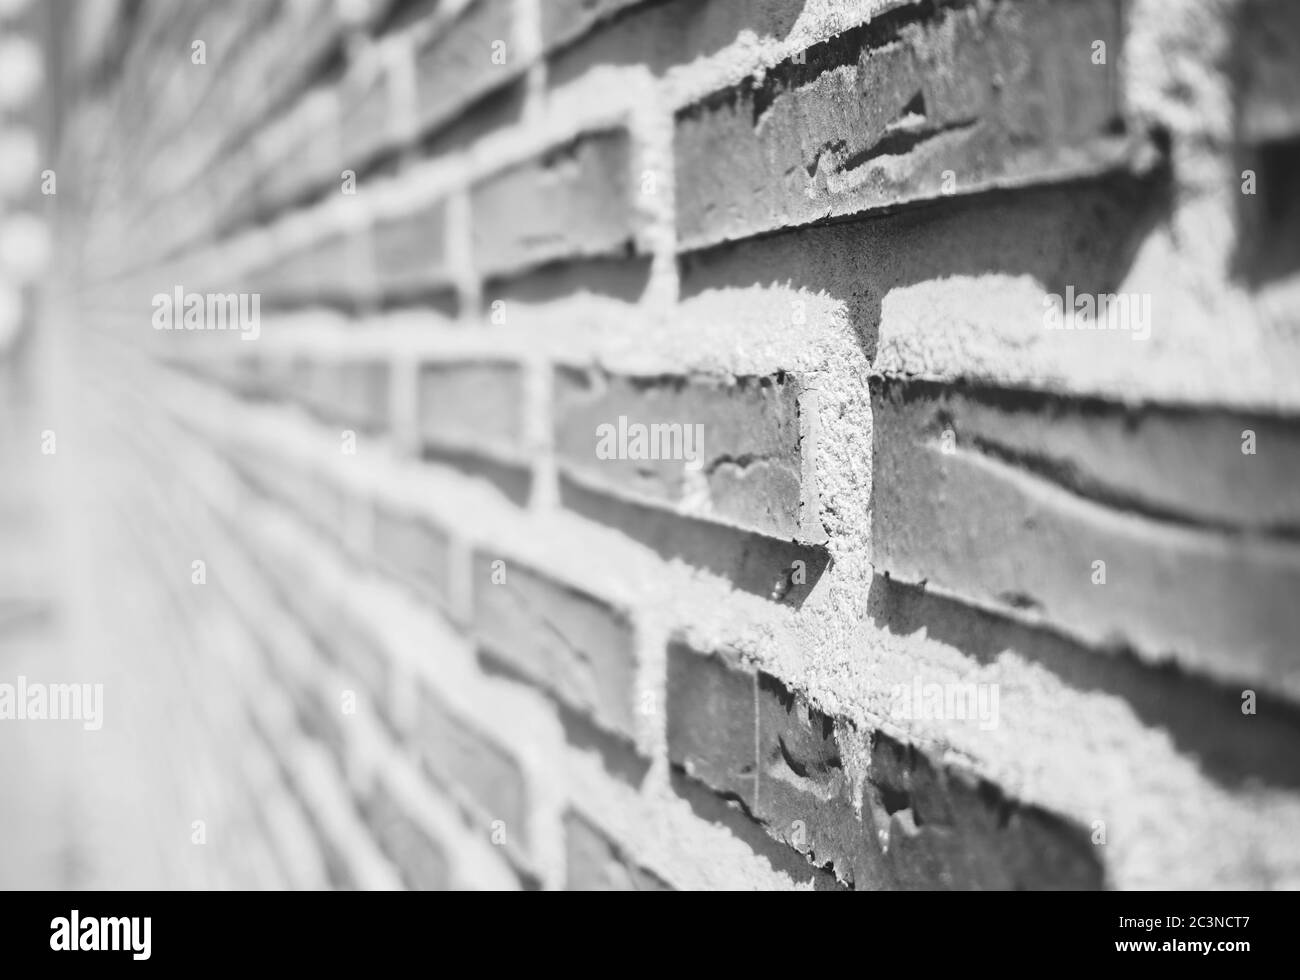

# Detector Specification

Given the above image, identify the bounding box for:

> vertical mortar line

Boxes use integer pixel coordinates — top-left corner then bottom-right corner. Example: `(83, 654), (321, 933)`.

(635, 617), (670, 775)
(797, 386), (829, 545)
(338, 320), (377, 562)
(345, 29), (380, 300)
(385, 33), (419, 169)
(447, 527), (475, 631)
(346, 180), (380, 319)
(515, 0), (546, 125)
(632, 73), (680, 316)
(447, 187), (479, 321)
(525, 348), (558, 512)
(387, 330), (421, 462)
(752, 669), (761, 811)
(321, 82), (346, 266)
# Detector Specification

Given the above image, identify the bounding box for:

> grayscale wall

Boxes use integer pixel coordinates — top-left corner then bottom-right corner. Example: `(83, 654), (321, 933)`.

(1, 0), (1299, 890)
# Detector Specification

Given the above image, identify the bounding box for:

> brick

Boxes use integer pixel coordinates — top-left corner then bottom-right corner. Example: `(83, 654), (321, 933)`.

(365, 779), (453, 890)
(254, 113), (345, 218)
(234, 450), (348, 539)
(193, 353), (265, 399)
(665, 642), (757, 805)
(564, 810), (672, 890)
(472, 553), (638, 741)
(325, 613), (391, 717)
(545, 0), (804, 85)
(296, 682), (350, 771)
(666, 641), (863, 880)
(375, 0), (438, 35)
(371, 502), (451, 604)
(284, 358), (330, 414)
(877, 379), (1300, 531)
(416, 360), (524, 459)
(540, 0), (648, 52)
(1237, 0), (1300, 141)
(553, 366), (820, 540)
(311, 824), (361, 890)
(871, 377), (1300, 700)
(338, 361), (391, 431)
(1234, 135), (1300, 285)
(412, 680), (529, 847)
(293, 359), (389, 431)
(674, 0), (1127, 250)
(338, 70), (391, 159)
(666, 640), (1103, 889)
(861, 731), (1101, 890)
(371, 200), (449, 297)
(258, 1), (345, 109)
(471, 129), (638, 277)
(413, 0), (517, 131)
(419, 79), (527, 160)
(752, 672), (866, 872)
(558, 473), (830, 602)
(257, 232), (368, 303)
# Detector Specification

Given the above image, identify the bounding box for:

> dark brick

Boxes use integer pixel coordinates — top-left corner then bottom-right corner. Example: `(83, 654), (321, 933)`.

(413, 680), (529, 847)
(553, 366), (820, 540)
(675, 0), (1128, 250)
(413, 0), (517, 132)
(667, 639), (1105, 888)
(416, 360), (524, 459)
(540, 0), (648, 51)
(327, 615), (391, 717)
(471, 130), (638, 276)
(861, 731), (1102, 890)
(296, 683), (349, 771)
(372, 200), (449, 297)
(255, 231), (370, 305)
(545, 0), (804, 87)
(665, 642), (757, 806)
(871, 376), (1300, 701)
(372, 503), (451, 603)
(473, 553), (639, 741)
(365, 780), (453, 890)
(564, 810), (673, 890)
(338, 68), (391, 159)
(337, 360), (390, 431)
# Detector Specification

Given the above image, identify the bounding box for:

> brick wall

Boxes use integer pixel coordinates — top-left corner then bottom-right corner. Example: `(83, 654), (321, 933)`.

(34, 0), (1300, 889)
